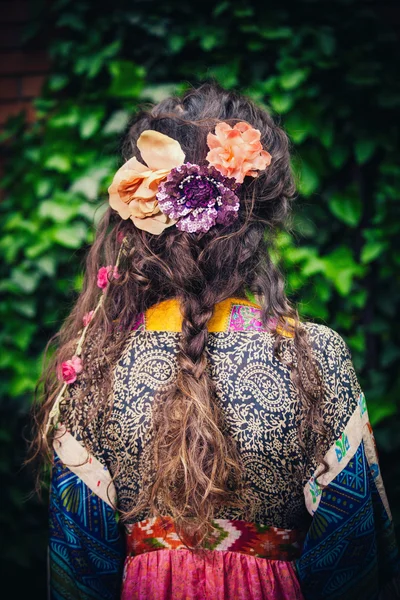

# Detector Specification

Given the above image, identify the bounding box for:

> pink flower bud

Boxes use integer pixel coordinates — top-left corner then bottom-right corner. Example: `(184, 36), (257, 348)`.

(82, 311), (94, 327)
(97, 265), (120, 290)
(117, 230), (126, 244)
(60, 355), (83, 384)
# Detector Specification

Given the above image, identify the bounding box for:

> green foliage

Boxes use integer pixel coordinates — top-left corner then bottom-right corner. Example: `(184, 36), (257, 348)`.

(2, 0), (400, 592)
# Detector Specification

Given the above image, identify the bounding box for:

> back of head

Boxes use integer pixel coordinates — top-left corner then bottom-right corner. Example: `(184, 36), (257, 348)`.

(123, 81), (294, 227)
(35, 81), (323, 547)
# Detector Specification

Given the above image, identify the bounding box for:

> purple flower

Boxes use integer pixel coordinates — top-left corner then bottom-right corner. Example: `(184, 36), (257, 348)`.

(156, 163), (241, 233)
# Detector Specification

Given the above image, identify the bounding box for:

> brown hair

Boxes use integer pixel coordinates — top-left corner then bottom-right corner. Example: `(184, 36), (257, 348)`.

(32, 81), (325, 545)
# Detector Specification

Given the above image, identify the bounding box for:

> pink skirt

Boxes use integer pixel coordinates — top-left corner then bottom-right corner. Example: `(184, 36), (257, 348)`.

(122, 549), (303, 599)
(121, 517), (305, 600)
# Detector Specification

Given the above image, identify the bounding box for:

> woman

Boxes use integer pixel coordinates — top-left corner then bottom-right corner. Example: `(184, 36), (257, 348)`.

(35, 82), (399, 599)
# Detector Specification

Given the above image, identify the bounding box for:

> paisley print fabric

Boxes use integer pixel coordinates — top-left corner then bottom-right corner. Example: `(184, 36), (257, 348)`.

(90, 319), (363, 529)
(52, 297), (400, 599)
(99, 327), (310, 527)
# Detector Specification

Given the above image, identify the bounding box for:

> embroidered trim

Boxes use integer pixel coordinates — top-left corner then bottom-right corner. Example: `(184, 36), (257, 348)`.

(362, 420), (392, 520)
(53, 424), (117, 509)
(141, 297), (295, 336)
(125, 516), (305, 560)
(145, 297), (260, 332)
(304, 393), (391, 518)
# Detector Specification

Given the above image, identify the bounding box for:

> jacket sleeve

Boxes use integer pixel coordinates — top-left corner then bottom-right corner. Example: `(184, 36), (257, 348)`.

(48, 426), (125, 600)
(295, 327), (400, 600)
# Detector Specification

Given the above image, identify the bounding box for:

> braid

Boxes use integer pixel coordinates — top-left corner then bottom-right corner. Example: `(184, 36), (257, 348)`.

(137, 257), (249, 544)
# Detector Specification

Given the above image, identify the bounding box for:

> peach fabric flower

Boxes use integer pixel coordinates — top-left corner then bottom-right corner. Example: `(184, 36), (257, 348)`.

(108, 130), (185, 234)
(60, 356), (83, 384)
(206, 122), (272, 183)
(97, 265), (120, 290)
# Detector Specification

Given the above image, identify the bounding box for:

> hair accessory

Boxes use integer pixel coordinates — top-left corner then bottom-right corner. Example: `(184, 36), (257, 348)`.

(97, 265), (120, 290)
(157, 163), (240, 233)
(44, 238), (128, 436)
(59, 356), (83, 384)
(108, 121), (271, 235)
(108, 130), (185, 235)
(206, 121), (272, 183)
(82, 311), (94, 327)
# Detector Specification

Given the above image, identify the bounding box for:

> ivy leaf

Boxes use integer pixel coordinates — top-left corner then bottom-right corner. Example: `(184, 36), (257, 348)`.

(293, 159), (320, 196)
(270, 93), (294, 113)
(80, 109), (105, 139)
(141, 84), (179, 104)
(168, 34), (185, 53)
(70, 166), (111, 200)
(44, 154), (71, 173)
(355, 140), (375, 164)
(329, 145), (349, 169)
(351, 288), (367, 308)
(25, 239), (52, 259)
(367, 400), (397, 426)
(207, 62), (239, 89)
(260, 27), (292, 39)
(39, 200), (79, 222)
(36, 256), (56, 277)
(13, 299), (36, 318)
(35, 180), (52, 198)
(320, 121), (334, 148)
(319, 30), (336, 56)
(13, 323), (37, 351)
(328, 190), (362, 227)
(213, 1), (230, 17)
(323, 247), (364, 296)
(200, 31), (220, 51)
(48, 74), (68, 92)
(108, 61), (145, 98)
(360, 240), (387, 263)
(51, 223), (88, 248)
(75, 41), (121, 78)
(10, 268), (40, 294)
(103, 110), (130, 135)
(280, 69), (309, 90)
(284, 113), (310, 144)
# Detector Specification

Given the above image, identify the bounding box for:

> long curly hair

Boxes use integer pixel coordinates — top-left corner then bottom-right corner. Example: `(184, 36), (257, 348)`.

(32, 81), (325, 545)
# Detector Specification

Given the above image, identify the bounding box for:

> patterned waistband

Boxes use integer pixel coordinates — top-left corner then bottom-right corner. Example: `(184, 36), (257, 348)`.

(126, 516), (305, 561)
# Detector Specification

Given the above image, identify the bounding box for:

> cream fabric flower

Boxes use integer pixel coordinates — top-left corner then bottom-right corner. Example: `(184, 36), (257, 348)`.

(108, 130), (185, 234)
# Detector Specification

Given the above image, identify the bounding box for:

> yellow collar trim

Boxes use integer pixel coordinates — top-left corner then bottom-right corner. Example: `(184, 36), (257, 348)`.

(145, 297), (260, 333)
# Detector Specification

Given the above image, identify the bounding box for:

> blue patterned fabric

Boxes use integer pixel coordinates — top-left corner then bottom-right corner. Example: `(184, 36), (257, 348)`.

(49, 453), (124, 600)
(296, 441), (400, 600)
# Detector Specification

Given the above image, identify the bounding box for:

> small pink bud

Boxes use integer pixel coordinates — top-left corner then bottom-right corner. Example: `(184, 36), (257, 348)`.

(60, 355), (83, 384)
(117, 231), (126, 244)
(83, 311), (94, 327)
(97, 265), (120, 290)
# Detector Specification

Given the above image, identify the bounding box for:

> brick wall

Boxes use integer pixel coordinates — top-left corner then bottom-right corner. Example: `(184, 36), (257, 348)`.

(0, 1), (50, 127)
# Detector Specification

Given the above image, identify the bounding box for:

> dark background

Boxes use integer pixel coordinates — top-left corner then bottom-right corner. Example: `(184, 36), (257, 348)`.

(1, 0), (400, 596)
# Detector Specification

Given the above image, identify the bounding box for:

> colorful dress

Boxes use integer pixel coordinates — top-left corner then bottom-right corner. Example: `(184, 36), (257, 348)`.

(49, 297), (400, 599)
